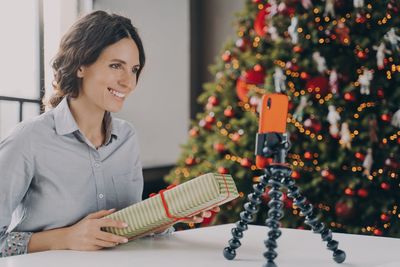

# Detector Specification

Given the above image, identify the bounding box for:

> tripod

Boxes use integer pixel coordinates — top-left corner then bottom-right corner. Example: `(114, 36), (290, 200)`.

(223, 131), (346, 267)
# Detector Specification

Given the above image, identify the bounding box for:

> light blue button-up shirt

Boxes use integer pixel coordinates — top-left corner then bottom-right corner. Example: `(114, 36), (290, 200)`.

(0, 97), (144, 257)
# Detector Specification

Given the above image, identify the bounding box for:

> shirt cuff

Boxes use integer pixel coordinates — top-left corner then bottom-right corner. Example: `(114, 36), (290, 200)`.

(0, 232), (33, 257)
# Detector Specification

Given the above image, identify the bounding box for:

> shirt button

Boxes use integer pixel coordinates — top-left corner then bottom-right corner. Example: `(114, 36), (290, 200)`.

(98, 194), (104, 199)
(94, 162), (101, 168)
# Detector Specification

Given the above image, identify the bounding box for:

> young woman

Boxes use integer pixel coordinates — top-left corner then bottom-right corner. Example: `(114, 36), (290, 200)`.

(0, 10), (217, 257)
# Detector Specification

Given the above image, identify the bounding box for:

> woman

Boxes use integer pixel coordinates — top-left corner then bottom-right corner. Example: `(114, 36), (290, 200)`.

(0, 10), (216, 257)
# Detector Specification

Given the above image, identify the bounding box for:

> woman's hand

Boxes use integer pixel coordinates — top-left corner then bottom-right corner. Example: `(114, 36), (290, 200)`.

(64, 209), (129, 250)
(181, 206), (220, 224)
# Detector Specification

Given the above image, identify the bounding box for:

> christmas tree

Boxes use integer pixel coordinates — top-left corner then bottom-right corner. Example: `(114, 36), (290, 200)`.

(165, 0), (400, 237)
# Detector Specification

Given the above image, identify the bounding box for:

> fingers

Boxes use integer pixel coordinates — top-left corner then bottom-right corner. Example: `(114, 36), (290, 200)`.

(98, 217), (128, 229)
(211, 206), (220, 213)
(97, 231), (128, 245)
(86, 208), (116, 219)
(93, 239), (119, 248)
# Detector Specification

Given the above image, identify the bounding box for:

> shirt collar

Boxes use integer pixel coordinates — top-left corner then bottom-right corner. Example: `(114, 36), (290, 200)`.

(53, 97), (118, 144)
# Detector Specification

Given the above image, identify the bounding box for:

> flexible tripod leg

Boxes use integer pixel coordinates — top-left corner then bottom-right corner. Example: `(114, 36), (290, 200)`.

(262, 166), (285, 267)
(223, 173), (269, 260)
(281, 171), (346, 264)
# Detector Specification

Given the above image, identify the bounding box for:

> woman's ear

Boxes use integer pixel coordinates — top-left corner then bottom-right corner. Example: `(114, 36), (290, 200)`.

(77, 66), (85, 78)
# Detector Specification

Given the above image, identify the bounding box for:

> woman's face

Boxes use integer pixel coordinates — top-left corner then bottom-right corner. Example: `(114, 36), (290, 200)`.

(77, 37), (140, 113)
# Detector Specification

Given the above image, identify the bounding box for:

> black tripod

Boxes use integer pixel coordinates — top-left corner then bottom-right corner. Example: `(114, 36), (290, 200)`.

(223, 131), (346, 267)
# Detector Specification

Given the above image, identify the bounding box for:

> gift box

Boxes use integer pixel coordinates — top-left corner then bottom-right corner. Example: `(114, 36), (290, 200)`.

(103, 173), (239, 239)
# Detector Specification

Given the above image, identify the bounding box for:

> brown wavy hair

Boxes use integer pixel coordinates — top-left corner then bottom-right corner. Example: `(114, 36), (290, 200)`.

(45, 10), (145, 108)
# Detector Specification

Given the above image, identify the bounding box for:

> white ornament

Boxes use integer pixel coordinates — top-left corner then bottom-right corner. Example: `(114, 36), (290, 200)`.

(324, 0), (336, 17)
(358, 69), (373, 95)
(384, 28), (400, 51)
(353, 0), (364, 8)
(312, 51), (327, 73)
(273, 66), (286, 93)
(340, 122), (352, 149)
(288, 16), (299, 44)
(392, 109), (400, 128)
(362, 148), (373, 176)
(327, 105), (341, 136)
(373, 42), (391, 69)
(329, 69), (339, 94)
(268, 24), (279, 41)
(301, 0), (313, 9)
(293, 96), (308, 122)
(269, 0), (278, 17)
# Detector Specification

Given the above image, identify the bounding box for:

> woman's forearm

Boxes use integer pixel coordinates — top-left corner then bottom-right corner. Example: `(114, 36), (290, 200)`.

(27, 227), (70, 253)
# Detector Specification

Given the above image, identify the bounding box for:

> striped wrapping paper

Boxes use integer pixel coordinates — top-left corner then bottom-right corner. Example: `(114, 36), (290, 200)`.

(103, 173), (239, 239)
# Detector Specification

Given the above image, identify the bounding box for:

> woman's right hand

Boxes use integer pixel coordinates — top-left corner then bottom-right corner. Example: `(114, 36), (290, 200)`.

(64, 209), (129, 251)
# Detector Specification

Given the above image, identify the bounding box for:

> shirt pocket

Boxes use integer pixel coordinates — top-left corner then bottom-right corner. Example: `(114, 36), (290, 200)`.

(112, 167), (143, 210)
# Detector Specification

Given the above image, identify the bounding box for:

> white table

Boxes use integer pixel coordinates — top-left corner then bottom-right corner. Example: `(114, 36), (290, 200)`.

(1, 224), (399, 267)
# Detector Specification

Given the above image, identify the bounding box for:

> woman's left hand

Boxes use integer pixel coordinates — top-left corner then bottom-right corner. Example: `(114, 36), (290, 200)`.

(181, 206), (220, 224)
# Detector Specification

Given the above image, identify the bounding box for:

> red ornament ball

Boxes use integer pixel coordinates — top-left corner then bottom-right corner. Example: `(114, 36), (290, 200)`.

(344, 188), (355, 196)
(303, 117), (322, 132)
(381, 113), (391, 122)
(304, 151), (313, 160)
(321, 170), (335, 181)
(199, 119), (212, 130)
(221, 51), (232, 62)
(208, 96), (219, 106)
(381, 182), (391, 190)
(217, 166), (229, 174)
(231, 132), (241, 142)
(240, 158), (252, 168)
(344, 92), (356, 101)
(185, 157), (196, 166)
(357, 188), (369, 198)
(356, 51), (367, 59)
(213, 143), (225, 153)
(293, 45), (303, 53)
(189, 127), (199, 137)
(373, 229), (383, 236)
(224, 108), (234, 118)
(355, 152), (365, 161)
(291, 170), (300, 180)
(300, 72), (309, 80)
(380, 213), (390, 222)
(305, 76), (330, 96)
(205, 113), (216, 124)
(236, 68), (265, 102)
(235, 38), (250, 51)
(377, 88), (385, 98)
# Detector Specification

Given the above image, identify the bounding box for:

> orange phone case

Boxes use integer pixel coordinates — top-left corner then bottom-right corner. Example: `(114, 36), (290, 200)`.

(258, 94), (289, 134)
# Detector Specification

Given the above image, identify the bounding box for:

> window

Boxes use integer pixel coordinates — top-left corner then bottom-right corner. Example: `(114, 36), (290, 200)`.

(0, 0), (43, 140)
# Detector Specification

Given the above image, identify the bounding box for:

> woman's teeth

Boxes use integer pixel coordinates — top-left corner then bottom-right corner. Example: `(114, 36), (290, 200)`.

(108, 88), (126, 98)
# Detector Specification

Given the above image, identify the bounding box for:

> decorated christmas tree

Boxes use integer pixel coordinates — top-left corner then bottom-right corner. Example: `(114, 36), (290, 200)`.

(165, 0), (400, 237)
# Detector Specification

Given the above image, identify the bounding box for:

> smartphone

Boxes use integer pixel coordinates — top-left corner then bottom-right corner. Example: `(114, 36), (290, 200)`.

(258, 93), (289, 134)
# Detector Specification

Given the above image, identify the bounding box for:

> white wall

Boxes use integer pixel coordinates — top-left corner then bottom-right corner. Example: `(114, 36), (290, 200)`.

(94, 0), (190, 168)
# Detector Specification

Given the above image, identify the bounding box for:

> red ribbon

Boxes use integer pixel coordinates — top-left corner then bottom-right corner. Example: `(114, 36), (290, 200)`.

(150, 174), (231, 222)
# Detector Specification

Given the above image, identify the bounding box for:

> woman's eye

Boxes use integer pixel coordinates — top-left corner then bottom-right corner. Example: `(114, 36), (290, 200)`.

(110, 63), (121, 69)
(132, 67), (139, 74)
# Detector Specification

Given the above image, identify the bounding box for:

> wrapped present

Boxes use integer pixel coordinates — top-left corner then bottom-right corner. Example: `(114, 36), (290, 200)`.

(103, 173), (239, 239)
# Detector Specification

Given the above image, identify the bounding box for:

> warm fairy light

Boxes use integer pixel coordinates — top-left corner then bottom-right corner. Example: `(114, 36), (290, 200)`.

(315, 17), (321, 23)
(297, 28), (303, 33)
(306, 34), (311, 39)
(318, 26), (323, 31)
(354, 114), (359, 119)
(352, 167), (357, 172)
(319, 38), (324, 44)
(313, 8), (319, 14)
(324, 17), (330, 22)
(378, 169), (383, 174)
